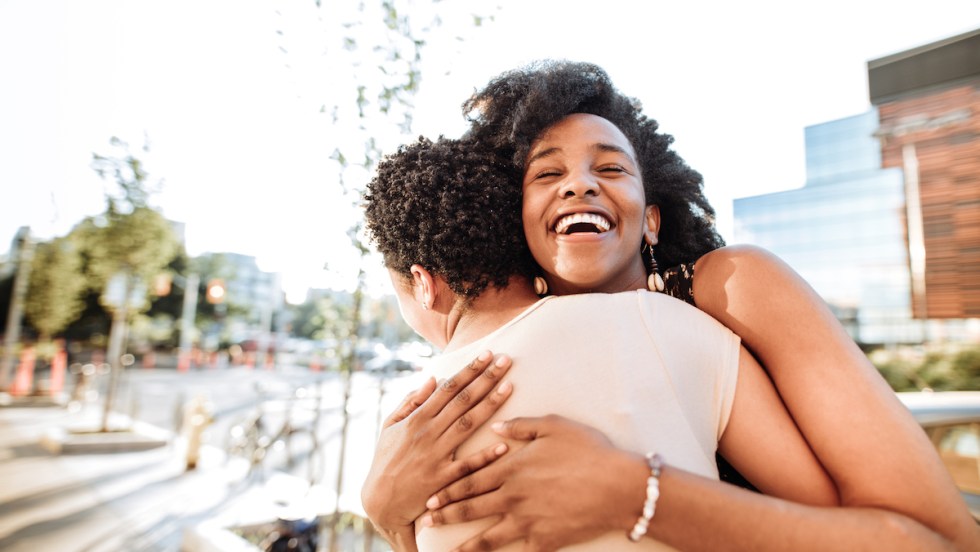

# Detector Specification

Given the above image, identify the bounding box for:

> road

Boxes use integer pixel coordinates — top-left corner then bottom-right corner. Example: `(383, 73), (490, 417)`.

(0, 363), (425, 551)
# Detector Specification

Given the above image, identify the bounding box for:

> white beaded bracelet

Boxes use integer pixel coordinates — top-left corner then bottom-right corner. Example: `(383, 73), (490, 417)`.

(628, 452), (663, 542)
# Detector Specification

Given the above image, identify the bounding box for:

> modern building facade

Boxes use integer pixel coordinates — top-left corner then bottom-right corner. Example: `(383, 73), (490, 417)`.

(734, 110), (921, 345)
(869, 28), (980, 320)
(734, 28), (980, 346)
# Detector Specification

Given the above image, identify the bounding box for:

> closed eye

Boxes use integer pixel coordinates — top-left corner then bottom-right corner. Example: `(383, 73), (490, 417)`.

(531, 169), (563, 180)
(597, 165), (629, 175)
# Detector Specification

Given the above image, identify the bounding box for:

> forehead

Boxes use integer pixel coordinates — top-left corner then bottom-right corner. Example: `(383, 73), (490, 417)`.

(532, 113), (635, 156)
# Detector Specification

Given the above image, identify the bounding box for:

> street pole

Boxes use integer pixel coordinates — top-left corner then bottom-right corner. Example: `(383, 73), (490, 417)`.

(0, 227), (34, 391)
(101, 272), (132, 432)
(177, 273), (200, 372)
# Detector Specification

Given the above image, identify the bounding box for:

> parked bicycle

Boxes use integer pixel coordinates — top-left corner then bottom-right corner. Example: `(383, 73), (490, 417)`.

(224, 382), (324, 484)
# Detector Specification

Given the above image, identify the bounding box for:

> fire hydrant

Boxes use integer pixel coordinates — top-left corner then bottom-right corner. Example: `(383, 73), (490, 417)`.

(182, 395), (214, 471)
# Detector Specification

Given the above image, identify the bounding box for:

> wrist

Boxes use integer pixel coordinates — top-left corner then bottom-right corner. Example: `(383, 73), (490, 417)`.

(628, 453), (664, 542)
(608, 450), (657, 533)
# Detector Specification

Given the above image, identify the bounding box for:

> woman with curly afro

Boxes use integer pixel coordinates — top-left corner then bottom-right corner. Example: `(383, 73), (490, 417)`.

(361, 135), (837, 551)
(363, 62), (979, 552)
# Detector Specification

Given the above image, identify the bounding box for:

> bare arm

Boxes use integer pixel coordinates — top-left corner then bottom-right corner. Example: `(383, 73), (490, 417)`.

(691, 244), (978, 549)
(418, 247), (978, 551)
(717, 346), (838, 506)
(419, 338), (845, 551)
(424, 413), (959, 552)
(360, 352), (514, 552)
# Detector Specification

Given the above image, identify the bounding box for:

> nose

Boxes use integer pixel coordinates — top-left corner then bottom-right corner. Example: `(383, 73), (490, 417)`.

(558, 170), (600, 198)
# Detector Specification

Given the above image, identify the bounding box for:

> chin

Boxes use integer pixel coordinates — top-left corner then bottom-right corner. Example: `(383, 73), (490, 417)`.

(550, 273), (607, 294)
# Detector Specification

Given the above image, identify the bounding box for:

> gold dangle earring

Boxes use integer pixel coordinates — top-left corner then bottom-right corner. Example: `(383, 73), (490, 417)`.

(644, 239), (665, 292)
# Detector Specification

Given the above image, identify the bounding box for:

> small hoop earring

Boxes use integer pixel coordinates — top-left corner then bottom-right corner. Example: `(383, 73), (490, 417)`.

(533, 276), (549, 296)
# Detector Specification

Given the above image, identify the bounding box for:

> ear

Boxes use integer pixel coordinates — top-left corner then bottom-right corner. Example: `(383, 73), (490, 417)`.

(644, 205), (661, 246)
(409, 264), (436, 309)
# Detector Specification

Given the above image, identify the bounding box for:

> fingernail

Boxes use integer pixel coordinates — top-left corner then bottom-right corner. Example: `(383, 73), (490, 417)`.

(497, 381), (512, 394)
(426, 495), (440, 509)
(495, 355), (509, 367)
(494, 443), (508, 455)
(491, 421), (505, 432)
(420, 514), (434, 527)
(478, 350), (492, 362)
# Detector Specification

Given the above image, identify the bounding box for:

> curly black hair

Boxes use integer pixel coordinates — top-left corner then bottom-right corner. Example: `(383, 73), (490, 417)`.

(364, 136), (537, 299)
(462, 60), (725, 270)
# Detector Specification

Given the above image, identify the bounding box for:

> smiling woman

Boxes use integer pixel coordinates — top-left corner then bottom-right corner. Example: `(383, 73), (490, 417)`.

(521, 113), (657, 296)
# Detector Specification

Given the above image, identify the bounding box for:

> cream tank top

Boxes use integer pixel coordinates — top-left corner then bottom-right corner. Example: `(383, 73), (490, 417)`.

(416, 290), (740, 551)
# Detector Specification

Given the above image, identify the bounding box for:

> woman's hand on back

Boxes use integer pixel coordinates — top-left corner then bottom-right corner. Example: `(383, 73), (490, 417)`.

(361, 351), (515, 552)
(421, 415), (646, 552)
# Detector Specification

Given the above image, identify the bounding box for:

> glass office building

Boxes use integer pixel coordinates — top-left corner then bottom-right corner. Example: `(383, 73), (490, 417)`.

(734, 109), (926, 345)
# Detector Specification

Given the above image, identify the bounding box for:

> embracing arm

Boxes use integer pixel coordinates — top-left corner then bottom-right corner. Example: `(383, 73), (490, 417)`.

(691, 244), (978, 549)
(415, 338), (844, 550)
(360, 352), (514, 551)
(421, 341), (910, 551)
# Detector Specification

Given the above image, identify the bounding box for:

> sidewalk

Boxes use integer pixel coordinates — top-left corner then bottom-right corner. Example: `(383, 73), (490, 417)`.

(0, 401), (241, 551)
(0, 391), (396, 551)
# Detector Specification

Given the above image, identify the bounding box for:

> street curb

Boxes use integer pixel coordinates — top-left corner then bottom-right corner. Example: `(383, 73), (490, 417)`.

(39, 415), (171, 454)
(0, 391), (68, 408)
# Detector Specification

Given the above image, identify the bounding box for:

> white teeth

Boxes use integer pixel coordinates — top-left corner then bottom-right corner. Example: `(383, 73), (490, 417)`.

(555, 213), (612, 234)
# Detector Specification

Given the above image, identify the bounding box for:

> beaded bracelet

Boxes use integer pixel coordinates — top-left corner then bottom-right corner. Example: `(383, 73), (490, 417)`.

(628, 452), (664, 542)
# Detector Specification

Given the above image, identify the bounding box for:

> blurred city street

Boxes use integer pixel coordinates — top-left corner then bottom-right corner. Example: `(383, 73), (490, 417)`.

(0, 365), (423, 551)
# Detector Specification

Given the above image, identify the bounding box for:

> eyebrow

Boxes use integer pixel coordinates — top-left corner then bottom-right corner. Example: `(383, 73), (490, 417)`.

(526, 143), (637, 166)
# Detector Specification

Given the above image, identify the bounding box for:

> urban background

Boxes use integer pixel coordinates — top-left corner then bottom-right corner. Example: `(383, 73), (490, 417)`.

(1, 2), (979, 552)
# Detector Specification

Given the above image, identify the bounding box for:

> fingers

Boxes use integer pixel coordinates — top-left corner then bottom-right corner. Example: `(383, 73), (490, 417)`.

(427, 454), (507, 511)
(451, 520), (523, 552)
(385, 376), (437, 427)
(490, 415), (550, 441)
(419, 351), (496, 418)
(432, 354), (514, 436)
(434, 441), (509, 492)
(421, 490), (503, 529)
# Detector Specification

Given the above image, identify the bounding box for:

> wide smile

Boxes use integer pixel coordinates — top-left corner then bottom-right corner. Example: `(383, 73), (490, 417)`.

(553, 212), (612, 235)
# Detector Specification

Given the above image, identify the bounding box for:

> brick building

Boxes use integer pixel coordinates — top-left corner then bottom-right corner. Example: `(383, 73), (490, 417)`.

(869, 28), (980, 319)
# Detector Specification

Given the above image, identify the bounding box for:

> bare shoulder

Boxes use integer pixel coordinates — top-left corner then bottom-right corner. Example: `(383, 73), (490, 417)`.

(694, 244), (789, 280)
(692, 245), (812, 311)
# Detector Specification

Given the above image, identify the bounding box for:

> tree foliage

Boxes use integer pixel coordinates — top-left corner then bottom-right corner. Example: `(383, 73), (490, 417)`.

(86, 138), (180, 312)
(870, 344), (980, 391)
(24, 236), (86, 340)
(288, 294), (351, 341)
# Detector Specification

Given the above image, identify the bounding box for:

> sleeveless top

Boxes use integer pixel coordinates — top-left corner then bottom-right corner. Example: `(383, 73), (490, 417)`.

(663, 262), (758, 492)
(416, 291), (741, 551)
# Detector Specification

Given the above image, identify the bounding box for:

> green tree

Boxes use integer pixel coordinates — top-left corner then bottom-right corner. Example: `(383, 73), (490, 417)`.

(86, 137), (180, 431)
(288, 294), (351, 342)
(23, 236), (86, 342)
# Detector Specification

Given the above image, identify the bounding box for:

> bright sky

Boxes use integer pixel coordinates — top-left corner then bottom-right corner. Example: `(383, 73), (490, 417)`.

(2, 0), (978, 303)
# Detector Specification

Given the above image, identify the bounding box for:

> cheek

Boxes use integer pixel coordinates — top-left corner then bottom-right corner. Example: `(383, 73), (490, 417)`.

(521, 190), (540, 229)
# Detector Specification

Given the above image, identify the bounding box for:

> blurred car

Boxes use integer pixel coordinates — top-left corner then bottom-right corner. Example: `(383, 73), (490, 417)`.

(898, 391), (980, 521)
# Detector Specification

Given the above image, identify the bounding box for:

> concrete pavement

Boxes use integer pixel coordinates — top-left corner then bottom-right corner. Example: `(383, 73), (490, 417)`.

(0, 401), (240, 551)
(0, 371), (414, 552)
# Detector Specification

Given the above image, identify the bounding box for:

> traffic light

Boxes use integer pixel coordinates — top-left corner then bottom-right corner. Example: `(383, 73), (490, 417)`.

(206, 279), (225, 304)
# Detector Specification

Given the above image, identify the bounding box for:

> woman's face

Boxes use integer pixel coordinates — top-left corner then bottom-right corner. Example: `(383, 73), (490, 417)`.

(522, 113), (658, 295)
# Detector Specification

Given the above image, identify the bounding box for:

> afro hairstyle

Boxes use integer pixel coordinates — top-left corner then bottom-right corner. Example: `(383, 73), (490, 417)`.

(364, 136), (537, 299)
(462, 60), (726, 270)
